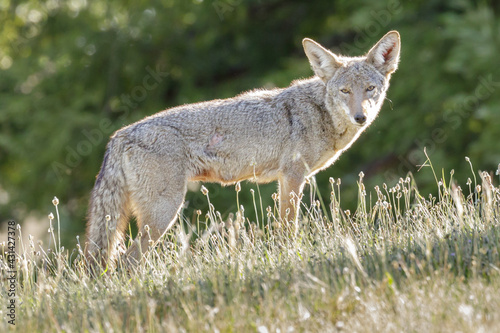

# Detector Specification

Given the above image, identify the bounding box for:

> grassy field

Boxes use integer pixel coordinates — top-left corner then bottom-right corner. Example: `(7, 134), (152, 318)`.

(2, 161), (500, 332)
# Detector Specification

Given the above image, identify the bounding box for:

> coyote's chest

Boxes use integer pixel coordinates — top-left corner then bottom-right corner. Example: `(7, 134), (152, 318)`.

(308, 124), (364, 176)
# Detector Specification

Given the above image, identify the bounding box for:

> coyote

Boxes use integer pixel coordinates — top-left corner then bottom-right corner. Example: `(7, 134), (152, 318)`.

(86, 31), (401, 264)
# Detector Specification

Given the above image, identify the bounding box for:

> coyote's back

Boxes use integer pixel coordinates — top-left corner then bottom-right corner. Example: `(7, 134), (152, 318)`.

(86, 31), (401, 266)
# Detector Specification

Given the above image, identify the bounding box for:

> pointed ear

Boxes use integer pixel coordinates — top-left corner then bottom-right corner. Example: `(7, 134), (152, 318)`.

(366, 31), (401, 76)
(302, 38), (343, 83)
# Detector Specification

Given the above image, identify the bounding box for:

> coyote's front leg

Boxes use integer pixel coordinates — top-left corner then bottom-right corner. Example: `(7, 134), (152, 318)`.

(279, 167), (307, 224)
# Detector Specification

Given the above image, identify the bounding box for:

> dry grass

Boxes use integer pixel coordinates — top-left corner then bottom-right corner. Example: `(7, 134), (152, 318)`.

(1, 160), (500, 332)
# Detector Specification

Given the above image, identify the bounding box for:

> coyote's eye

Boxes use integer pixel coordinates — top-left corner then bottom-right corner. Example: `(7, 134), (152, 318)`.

(340, 88), (350, 94)
(366, 85), (375, 91)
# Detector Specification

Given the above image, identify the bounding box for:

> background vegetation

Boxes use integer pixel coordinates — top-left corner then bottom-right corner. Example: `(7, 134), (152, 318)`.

(1, 0), (500, 245)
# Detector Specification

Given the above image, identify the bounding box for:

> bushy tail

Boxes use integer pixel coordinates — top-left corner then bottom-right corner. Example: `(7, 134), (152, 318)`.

(85, 138), (129, 266)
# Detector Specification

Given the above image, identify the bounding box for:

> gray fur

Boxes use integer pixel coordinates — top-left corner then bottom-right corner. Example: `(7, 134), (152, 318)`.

(86, 31), (401, 265)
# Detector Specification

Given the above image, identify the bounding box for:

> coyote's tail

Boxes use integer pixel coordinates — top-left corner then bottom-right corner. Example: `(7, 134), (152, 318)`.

(85, 137), (129, 266)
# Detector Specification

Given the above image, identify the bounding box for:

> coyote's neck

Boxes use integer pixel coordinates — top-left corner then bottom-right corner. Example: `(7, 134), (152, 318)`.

(293, 77), (328, 106)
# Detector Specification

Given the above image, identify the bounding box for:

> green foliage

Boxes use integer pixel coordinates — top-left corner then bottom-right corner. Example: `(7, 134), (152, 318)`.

(1, 0), (500, 241)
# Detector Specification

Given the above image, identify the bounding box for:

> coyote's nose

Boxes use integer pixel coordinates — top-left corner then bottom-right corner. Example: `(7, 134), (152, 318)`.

(354, 114), (367, 125)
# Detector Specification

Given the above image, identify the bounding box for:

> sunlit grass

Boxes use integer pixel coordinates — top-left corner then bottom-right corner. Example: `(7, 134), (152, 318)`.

(1, 160), (500, 332)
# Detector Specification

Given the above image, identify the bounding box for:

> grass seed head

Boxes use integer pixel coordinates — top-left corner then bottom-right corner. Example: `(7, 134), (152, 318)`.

(201, 185), (209, 195)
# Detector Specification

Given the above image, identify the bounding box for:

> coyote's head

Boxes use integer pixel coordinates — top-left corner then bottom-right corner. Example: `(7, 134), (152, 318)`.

(303, 31), (401, 127)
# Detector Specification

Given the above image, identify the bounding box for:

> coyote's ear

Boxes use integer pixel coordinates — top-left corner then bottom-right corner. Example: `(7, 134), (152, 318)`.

(366, 31), (401, 76)
(303, 38), (343, 83)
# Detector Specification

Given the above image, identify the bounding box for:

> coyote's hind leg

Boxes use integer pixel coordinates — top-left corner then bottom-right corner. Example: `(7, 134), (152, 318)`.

(122, 147), (188, 265)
